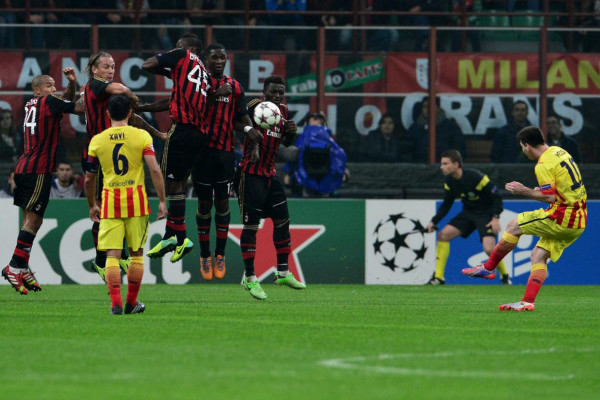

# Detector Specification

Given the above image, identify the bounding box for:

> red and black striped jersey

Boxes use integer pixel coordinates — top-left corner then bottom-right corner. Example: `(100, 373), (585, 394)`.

(205, 74), (247, 152)
(157, 48), (210, 132)
(83, 77), (111, 160)
(15, 95), (76, 174)
(239, 99), (290, 177)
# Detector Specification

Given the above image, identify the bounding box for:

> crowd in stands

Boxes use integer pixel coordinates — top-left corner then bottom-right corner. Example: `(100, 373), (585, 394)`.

(0, 1), (598, 51)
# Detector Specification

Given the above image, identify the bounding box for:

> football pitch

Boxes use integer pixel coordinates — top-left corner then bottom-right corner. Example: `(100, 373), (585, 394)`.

(1, 284), (598, 400)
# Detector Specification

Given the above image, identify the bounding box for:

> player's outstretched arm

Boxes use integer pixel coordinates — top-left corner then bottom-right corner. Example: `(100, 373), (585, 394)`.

(144, 154), (167, 219)
(106, 82), (139, 107)
(129, 113), (167, 141)
(135, 98), (169, 113)
(84, 171), (100, 222)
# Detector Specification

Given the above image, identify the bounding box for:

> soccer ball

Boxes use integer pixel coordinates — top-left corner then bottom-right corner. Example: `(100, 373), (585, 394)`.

(253, 101), (281, 129)
(372, 213), (429, 272)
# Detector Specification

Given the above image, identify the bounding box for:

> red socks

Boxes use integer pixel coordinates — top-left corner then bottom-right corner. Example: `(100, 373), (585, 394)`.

(126, 256), (144, 307)
(484, 232), (519, 271)
(522, 265), (547, 303)
(105, 257), (122, 308)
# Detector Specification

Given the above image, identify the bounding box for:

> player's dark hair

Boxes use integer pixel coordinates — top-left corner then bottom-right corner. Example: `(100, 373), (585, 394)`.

(31, 75), (52, 90)
(441, 149), (463, 168)
(516, 126), (545, 147)
(264, 75), (285, 90)
(84, 51), (112, 80)
(513, 100), (528, 111)
(179, 33), (202, 54)
(107, 95), (131, 122)
(206, 42), (226, 54)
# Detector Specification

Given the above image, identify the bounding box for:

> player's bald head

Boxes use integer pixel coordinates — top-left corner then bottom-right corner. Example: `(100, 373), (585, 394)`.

(32, 75), (52, 90)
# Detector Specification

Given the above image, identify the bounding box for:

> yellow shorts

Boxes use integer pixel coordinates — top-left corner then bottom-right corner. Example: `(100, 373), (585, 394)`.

(518, 208), (584, 262)
(98, 215), (149, 252)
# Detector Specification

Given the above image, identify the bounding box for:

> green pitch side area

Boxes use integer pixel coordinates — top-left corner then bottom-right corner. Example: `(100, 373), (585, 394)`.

(1, 285), (598, 400)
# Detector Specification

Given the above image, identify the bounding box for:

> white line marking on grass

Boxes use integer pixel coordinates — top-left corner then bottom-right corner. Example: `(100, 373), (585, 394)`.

(318, 347), (600, 381)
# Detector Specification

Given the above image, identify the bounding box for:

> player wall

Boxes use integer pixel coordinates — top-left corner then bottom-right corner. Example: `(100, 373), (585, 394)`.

(0, 198), (365, 285)
(0, 198), (596, 285)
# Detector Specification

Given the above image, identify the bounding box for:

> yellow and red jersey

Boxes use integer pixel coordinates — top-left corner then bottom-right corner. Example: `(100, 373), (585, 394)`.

(536, 146), (587, 229)
(88, 125), (155, 219)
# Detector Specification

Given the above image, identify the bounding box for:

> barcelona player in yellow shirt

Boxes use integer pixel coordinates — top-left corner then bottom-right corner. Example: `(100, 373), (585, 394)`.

(463, 126), (586, 311)
(84, 95), (167, 315)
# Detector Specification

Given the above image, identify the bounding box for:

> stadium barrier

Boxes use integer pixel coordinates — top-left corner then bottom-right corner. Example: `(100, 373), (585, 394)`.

(0, 198), (596, 286)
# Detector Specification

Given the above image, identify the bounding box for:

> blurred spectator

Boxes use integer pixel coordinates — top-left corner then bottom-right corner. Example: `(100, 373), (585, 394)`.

(0, 0), (17, 48)
(356, 113), (412, 162)
(185, 0), (226, 26)
(491, 100), (530, 163)
(486, 0), (540, 11)
(451, 0), (482, 52)
(0, 109), (17, 162)
(224, 0), (265, 50)
(265, 0), (307, 50)
(547, 115), (582, 163)
(409, 97), (466, 163)
(102, 0), (150, 49)
(0, 169), (15, 198)
(50, 161), (83, 198)
(307, 0), (352, 50)
(368, 0), (401, 52)
(148, 0), (188, 49)
(283, 112), (348, 197)
(399, 0), (446, 51)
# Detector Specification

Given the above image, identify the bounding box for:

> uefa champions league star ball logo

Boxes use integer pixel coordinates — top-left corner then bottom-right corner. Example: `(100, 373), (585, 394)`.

(372, 213), (428, 272)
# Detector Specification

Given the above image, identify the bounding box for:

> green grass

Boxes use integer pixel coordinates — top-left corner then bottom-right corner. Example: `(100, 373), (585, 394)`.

(1, 284), (599, 400)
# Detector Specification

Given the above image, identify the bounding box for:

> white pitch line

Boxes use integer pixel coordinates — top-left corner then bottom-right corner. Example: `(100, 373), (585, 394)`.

(318, 347), (600, 381)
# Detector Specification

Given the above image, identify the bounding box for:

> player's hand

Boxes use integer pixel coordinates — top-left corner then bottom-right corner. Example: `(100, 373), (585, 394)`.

(426, 221), (437, 233)
(249, 144), (260, 163)
(89, 205), (101, 223)
(157, 201), (167, 220)
(246, 127), (263, 145)
(214, 83), (232, 97)
(486, 217), (501, 234)
(63, 67), (77, 82)
(284, 119), (297, 134)
(505, 181), (526, 194)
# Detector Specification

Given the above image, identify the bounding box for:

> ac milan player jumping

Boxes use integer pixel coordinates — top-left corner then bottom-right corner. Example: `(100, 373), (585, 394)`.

(2, 69), (84, 295)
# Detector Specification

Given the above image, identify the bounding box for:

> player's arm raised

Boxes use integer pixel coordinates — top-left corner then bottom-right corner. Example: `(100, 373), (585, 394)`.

(142, 56), (171, 77)
(62, 67), (78, 101)
(144, 153), (167, 219)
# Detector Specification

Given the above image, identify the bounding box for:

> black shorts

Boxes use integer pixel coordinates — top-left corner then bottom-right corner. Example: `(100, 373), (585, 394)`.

(161, 123), (207, 182)
(234, 170), (289, 225)
(448, 210), (496, 241)
(192, 147), (235, 200)
(13, 173), (52, 217)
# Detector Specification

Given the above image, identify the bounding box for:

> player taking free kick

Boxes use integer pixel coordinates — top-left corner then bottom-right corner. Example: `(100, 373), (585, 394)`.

(462, 126), (586, 311)
(85, 95), (167, 315)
